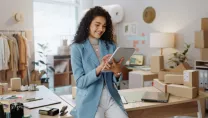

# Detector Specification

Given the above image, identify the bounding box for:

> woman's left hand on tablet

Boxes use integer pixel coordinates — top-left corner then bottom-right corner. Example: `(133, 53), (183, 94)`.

(104, 57), (124, 74)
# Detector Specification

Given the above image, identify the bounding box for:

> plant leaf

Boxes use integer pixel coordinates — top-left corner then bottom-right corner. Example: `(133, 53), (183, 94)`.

(38, 51), (43, 54)
(48, 66), (55, 72)
(39, 60), (46, 65)
(32, 61), (39, 66)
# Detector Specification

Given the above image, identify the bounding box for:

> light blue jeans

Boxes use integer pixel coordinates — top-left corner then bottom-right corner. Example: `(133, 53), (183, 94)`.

(95, 85), (128, 118)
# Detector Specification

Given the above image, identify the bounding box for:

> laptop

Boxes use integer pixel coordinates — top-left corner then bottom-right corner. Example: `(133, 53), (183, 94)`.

(141, 92), (169, 103)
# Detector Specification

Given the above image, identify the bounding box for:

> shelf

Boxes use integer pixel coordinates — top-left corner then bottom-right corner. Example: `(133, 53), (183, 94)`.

(196, 66), (208, 69)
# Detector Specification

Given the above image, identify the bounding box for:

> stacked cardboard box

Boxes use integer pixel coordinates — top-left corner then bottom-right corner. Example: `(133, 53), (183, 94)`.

(195, 18), (208, 60)
(150, 56), (164, 73)
(164, 74), (183, 85)
(167, 84), (198, 99)
(153, 79), (167, 93)
(166, 70), (199, 99)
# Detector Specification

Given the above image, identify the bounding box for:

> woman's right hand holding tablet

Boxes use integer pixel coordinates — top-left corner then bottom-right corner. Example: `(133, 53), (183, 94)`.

(96, 54), (112, 76)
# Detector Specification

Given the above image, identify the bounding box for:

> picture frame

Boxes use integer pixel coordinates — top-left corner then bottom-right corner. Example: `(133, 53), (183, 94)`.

(123, 22), (138, 36)
(129, 54), (144, 66)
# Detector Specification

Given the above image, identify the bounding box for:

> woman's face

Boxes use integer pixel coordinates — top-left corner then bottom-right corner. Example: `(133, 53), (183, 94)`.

(89, 16), (106, 39)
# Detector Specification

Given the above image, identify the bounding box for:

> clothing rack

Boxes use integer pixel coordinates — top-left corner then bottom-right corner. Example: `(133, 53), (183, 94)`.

(0, 29), (26, 37)
(0, 29), (25, 32)
(0, 29), (29, 85)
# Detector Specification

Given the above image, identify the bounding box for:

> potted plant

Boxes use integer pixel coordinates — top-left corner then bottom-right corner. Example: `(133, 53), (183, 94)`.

(168, 43), (191, 68)
(32, 43), (55, 83)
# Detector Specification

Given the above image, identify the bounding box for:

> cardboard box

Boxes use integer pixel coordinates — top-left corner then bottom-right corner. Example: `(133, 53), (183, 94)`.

(10, 78), (21, 90)
(167, 84), (198, 99)
(153, 79), (167, 93)
(72, 86), (77, 99)
(183, 70), (199, 88)
(71, 74), (75, 87)
(200, 49), (208, 60)
(150, 56), (164, 73)
(158, 69), (183, 81)
(201, 18), (208, 30)
(164, 74), (184, 85)
(195, 30), (208, 48)
(129, 71), (158, 88)
(170, 62), (192, 72)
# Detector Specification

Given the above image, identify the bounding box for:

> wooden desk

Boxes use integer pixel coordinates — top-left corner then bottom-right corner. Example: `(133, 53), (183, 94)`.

(0, 86), (73, 118)
(61, 87), (208, 118)
(119, 87), (207, 118)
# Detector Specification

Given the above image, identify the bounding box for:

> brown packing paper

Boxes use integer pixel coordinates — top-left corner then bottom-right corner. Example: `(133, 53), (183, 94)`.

(201, 18), (208, 30)
(164, 74), (183, 85)
(200, 49), (208, 60)
(167, 84), (198, 99)
(158, 69), (183, 81)
(183, 70), (199, 88)
(195, 30), (208, 48)
(150, 56), (164, 73)
(153, 79), (167, 93)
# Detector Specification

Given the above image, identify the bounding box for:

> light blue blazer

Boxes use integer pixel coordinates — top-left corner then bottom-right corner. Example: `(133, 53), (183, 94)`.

(70, 39), (127, 118)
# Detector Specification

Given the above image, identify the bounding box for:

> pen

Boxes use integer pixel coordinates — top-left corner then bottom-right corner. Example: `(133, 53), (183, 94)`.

(26, 98), (43, 102)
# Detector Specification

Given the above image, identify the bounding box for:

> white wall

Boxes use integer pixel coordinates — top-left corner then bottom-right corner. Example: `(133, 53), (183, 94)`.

(93, 0), (208, 67)
(0, 0), (34, 71)
(0, 0), (33, 30)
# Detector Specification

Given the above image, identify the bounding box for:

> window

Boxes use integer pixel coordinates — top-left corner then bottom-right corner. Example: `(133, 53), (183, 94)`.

(33, 0), (78, 60)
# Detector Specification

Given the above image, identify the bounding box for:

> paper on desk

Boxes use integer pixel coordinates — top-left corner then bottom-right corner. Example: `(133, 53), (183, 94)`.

(119, 91), (145, 103)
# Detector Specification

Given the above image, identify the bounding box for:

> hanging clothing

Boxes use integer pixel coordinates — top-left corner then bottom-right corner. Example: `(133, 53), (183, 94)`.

(0, 36), (5, 70)
(8, 35), (19, 72)
(0, 35), (10, 71)
(13, 34), (27, 79)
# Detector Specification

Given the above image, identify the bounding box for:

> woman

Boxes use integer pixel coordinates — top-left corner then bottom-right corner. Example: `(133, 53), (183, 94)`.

(70, 6), (128, 118)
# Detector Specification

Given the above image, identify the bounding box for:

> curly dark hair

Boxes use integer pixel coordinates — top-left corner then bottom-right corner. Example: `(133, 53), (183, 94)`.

(73, 6), (114, 48)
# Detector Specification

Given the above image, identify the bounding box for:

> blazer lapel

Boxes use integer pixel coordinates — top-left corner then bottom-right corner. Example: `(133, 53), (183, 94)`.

(83, 39), (100, 67)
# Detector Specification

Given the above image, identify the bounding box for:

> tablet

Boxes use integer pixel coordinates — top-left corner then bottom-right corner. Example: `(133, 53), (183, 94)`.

(102, 47), (135, 71)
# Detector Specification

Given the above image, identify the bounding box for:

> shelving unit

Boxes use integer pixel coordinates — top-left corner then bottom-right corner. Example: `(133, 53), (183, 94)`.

(47, 55), (72, 88)
(195, 60), (208, 90)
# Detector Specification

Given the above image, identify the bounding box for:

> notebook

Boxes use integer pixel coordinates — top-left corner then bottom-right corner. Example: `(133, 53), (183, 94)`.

(23, 98), (61, 109)
(141, 92), (169, 103)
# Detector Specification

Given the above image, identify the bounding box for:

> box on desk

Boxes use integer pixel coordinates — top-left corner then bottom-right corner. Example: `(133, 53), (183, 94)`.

(183, 70), (199, 88)
(201, 18), (208, 30)
(129, 71), (158, 89)
(72, 86), (77, 99)
(200, 49), (208, 60)
(153, 79), (167, 93)
(167, 84), (198, 99)
(195, 30), (208, 48)
(158, 69), (183, 81)
(10, 78), (21, 90)
(150, 56), (164, 73)
(164, 74), (183, 85)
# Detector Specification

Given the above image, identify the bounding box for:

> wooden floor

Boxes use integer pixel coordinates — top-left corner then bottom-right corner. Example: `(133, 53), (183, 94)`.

(52, 85), (208, 118)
